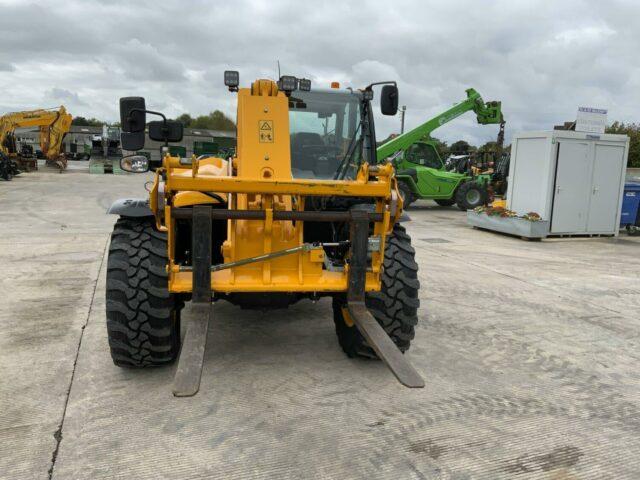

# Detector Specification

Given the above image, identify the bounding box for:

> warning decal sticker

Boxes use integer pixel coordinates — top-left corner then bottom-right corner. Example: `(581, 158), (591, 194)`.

(259, 120), (274, 143)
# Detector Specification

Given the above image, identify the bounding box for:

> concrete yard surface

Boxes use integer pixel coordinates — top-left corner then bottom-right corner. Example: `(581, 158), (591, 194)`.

(1, 162), (640, 479)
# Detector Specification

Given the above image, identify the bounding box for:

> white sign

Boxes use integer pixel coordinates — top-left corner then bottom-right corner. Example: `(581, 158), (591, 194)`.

(576, 107), (607, 134)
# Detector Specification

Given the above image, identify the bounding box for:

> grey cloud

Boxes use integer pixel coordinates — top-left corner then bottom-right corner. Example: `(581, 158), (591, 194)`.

(0, 0), (638, 146)
(109, 39), (187, 83)
(46, 87), (87, 106)
(0, 62), (15, 71)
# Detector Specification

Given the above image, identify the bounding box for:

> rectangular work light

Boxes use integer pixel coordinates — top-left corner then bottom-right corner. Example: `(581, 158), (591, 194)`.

(224, 70), (239, 90)
(279, 75), (298, 93)
(298, 78), (311, 91)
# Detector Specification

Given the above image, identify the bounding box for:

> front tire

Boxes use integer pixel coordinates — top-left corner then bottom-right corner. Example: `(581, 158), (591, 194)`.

(106, 217), (182, 367)
(333, 224), (420, 357)
(455, 181), (487, 211)
(398, 182), (415, 209)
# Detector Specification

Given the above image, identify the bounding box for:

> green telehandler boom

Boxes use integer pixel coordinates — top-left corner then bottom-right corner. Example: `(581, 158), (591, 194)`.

(377, 88), (504, 209)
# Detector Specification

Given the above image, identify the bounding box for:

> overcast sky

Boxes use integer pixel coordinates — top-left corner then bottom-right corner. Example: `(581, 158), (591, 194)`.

(0, 0), (638, 145)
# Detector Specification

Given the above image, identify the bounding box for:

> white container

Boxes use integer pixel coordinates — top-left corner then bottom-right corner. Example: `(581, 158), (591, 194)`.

(506, 130), (629, 236)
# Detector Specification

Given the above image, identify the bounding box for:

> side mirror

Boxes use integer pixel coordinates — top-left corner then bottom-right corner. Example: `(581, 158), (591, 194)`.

(120, 97), (146, 151)
(121, 131), (145, 151)
(120, 154), (149, 173)
(380, 85), (399, 116)
(120, 97), (146, 132)
(148, 120), (183, 143)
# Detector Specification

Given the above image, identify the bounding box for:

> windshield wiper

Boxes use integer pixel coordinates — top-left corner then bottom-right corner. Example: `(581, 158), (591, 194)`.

(333, 120), (363, 180)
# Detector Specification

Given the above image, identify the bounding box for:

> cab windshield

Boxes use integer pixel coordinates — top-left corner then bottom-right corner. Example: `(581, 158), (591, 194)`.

(288, 90), (362, 179)
(405, 142), (443, 169)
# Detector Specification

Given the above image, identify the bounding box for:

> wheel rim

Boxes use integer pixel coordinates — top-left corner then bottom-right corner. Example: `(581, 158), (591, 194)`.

(466, 189), (481, 205)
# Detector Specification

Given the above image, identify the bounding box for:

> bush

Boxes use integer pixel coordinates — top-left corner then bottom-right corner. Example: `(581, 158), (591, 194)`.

(606, 121), (640, 168)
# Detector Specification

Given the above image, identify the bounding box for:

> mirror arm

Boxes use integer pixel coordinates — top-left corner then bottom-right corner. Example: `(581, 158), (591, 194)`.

(364, 80), (397, 91)
(128, 108), (166, 123)
(128, 109), (172, 147)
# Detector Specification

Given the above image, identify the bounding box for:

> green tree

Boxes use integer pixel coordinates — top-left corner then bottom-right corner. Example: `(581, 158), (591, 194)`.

(72, 116), (104, 127)
(175, 113), (194, 127)
(606, 121), (640, 168)
(376, 133), (399, 147)
(479, 140), (499, 151)
(175, 111), (235, 131)
(450, 140), (473, 155)
(427, 136), (449, 159)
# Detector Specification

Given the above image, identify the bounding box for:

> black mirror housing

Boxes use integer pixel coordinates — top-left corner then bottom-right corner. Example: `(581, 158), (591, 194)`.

(121, 131), (145, 151)
(120, 97), (146, 151)
(380, 85), (399, 116)
(148, 120), (183, 143)
(120, 97), (146, 133)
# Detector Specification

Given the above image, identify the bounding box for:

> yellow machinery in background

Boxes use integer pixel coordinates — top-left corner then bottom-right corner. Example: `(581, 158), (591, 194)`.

(106, 71), (424, 396)
(0, 106), (72, 171)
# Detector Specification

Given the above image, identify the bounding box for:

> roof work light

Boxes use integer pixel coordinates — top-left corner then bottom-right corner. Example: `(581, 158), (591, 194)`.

(224, 70), (239, 91)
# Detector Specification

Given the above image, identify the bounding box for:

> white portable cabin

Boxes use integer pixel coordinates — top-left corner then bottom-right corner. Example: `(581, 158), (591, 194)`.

(506, 130), (629, 236)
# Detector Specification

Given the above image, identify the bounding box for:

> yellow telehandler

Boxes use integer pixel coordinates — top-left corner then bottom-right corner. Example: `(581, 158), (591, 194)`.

(107, 72), (423, 396)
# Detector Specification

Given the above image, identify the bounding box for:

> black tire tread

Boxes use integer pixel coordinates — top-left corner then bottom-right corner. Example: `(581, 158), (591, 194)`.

(333, 223), (420, 357)
(106, 217), (180, 367)
(455, 181), (487, 211)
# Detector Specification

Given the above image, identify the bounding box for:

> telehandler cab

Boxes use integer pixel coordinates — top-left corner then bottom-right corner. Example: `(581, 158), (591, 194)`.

(107, 72), (423, 396)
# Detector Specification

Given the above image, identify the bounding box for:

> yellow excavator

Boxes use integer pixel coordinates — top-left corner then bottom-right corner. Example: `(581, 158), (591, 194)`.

(0, 106), (72, 171)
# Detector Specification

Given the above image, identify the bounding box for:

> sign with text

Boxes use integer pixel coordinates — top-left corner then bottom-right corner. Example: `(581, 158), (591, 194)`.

(576, 107), (607, 134)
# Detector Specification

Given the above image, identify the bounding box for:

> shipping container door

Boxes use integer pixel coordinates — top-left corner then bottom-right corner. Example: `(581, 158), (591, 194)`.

(587, 144), (625, 233)
(551, 142), (591, 233)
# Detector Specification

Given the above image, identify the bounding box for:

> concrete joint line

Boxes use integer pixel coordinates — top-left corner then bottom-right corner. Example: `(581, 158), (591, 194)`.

(47, 237), (109, 480)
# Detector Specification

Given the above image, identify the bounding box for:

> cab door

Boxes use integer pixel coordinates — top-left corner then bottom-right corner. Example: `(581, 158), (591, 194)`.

(404, 143), (447, 197)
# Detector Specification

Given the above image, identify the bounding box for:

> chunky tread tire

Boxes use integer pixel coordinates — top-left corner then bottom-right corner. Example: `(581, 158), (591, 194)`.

(398, 182), (415, 209)
(333, 224), (420, 358)
(455, 181), (487, 211)
(106, 217), (181, 367)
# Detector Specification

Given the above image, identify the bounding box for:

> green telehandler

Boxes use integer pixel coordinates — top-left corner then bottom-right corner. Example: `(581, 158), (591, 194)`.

(376, 88), (504, 209)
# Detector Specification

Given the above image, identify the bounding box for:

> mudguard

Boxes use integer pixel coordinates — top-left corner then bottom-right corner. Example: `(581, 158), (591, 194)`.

(396, 168), (418, 183)
(395, 174), (419, 191)
(107, 198), (153, 217)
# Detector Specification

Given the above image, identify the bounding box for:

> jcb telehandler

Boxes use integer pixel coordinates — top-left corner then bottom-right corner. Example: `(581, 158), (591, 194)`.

(107, 72), (423, 396)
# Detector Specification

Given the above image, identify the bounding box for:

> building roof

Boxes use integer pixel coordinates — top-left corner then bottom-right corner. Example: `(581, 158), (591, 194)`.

(69, 125), (103, 134)
(69, 125), (235, 138)
(17, 124), (236, 140)
(183, 128), (235, 138)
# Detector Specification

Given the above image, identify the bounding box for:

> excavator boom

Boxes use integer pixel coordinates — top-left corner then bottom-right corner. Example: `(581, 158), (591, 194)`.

(0, 106), (72, 170)
(376, 88), (502, 161)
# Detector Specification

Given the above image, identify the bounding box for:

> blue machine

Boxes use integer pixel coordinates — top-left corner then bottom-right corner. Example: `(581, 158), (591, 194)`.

(620, 182), (640, 234)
